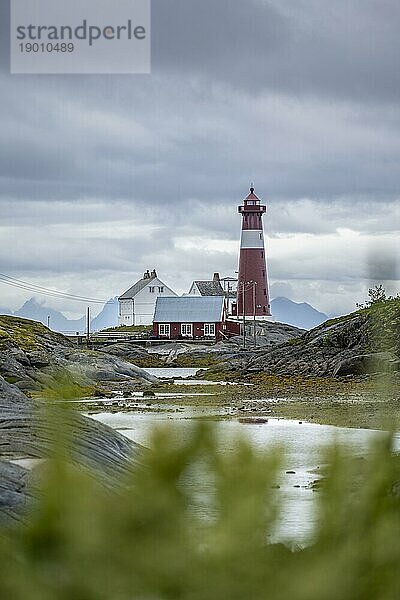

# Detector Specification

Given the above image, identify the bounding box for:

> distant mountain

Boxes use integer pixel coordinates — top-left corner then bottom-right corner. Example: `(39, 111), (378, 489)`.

(271, 296), (328, 330)
(15, 298), (85, 333)
(9, 297), (118, 333)
(91, 297), (118, 331)
(0, 307), (13, 316)
(4, 295), (327, 333)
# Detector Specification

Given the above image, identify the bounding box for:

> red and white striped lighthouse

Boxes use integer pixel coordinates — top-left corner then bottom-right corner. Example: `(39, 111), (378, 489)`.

(236, 186), (271, 318)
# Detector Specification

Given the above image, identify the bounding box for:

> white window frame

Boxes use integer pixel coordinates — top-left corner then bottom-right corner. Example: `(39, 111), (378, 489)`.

(204, 323), (215, 337)
(159, 324), (170, 336)
(181, 323), (193, 337)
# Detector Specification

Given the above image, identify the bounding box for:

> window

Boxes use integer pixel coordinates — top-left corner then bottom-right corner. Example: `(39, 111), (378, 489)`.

(149, 286), (155, 293)
(181, 323), (193, 336)
(159, 324), (170, 336)
(204, 323), (215, 336)
(158, 286), (164, 292)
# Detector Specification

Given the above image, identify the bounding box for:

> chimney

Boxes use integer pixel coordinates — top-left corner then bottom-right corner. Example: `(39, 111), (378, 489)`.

(213, 272), (220, 282)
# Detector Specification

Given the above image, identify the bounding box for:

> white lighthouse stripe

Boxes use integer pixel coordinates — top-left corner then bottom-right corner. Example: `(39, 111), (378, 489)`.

(240, 229), (264, 248)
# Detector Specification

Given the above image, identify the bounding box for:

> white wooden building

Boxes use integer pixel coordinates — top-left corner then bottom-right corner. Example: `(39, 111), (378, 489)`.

(188, 272), (225, 297)
(118, 269), (177, 326)
(188, 272), (236, 314)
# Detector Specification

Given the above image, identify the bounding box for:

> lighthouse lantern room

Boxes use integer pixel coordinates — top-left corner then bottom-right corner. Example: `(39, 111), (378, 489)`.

(236, 186), (272, 318)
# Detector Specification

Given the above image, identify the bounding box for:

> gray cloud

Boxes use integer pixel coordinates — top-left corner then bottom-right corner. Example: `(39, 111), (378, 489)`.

(3, 1), (400, 103)
(0, 0), (399, 316)
(1, 78), (400, 204)
(153, 0), (400, 103)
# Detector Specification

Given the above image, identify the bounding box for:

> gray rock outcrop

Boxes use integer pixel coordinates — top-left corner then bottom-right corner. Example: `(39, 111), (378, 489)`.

(0, 460), (32, 524)
(0, 316), (157, 391)
(0, 376), (143, 523)
(207, 310), (400, 377)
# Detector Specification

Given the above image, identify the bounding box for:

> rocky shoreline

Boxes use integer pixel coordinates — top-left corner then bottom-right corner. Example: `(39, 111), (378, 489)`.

(0, 316), (153, 524)
(0, 299), (398, 523)
(0, 375), (145, 524)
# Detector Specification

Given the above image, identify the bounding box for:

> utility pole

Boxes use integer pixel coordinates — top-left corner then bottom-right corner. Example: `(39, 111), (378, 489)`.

(242, 282), (246, 349)
(47, 315), (50, 329)
(225, 281), (230, 317)
(252, 282), (257, 348)
(86, 306), (90, 346)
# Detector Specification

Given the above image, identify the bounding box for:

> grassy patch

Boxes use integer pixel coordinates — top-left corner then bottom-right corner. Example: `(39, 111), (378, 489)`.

(102, 324), (152, 333)
(3, 375), (20, 384)
(173, 353), (222, 368)
(247, 372), (370, 396)
(0, 315), (68, 351)
(129, 355), (166, 368)
(267, 396), (400, 429)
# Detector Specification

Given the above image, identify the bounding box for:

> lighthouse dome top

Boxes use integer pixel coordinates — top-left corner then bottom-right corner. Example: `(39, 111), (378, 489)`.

(238, 186), (266, 215)
(245, 186), (261, 203)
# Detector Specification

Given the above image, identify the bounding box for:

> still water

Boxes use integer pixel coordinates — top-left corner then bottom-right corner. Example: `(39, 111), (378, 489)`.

(91, 367), (400, 544)
(144, 367), (201, 379)
(92, 409), (399, 544)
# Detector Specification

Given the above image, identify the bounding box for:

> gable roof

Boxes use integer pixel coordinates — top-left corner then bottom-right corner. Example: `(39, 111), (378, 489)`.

(191, 280), (224, 296)
(119, 274), (157, 300)
(154, 296), (225, 323)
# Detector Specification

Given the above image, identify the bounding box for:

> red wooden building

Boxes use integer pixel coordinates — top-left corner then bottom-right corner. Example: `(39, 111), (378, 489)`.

(153, 296), (238, 341)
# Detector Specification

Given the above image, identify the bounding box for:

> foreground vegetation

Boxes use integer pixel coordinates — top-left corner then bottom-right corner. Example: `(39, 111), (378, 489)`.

(0, 416), (399, 599)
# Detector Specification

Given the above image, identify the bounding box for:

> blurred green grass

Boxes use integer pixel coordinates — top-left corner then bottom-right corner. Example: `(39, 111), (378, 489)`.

(0, 417), (399, 600)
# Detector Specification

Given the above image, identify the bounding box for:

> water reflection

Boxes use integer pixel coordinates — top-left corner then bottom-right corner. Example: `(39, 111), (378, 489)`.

(92, 408), (399, 543)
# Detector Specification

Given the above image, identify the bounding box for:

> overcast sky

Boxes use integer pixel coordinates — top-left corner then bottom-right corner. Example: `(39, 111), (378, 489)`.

(0, 0), (399, 318)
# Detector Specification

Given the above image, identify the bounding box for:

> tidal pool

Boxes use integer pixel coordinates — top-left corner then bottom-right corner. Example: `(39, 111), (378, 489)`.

(91, 405), (400, 545)
(90, 367), (400, 543)
(144, 367), (201, 378)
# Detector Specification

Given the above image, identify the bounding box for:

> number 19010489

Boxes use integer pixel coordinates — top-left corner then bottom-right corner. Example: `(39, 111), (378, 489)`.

(19, 42), (74, 53)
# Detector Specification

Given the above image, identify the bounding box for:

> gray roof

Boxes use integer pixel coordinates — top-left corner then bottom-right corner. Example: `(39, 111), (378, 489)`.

(119, 274), (156, 300)
(154, 296), (224, 323)
(193, 280), (224, 296)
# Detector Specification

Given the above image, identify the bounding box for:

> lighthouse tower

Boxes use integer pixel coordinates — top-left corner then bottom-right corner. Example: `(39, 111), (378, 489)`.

(236, 186), (271, 318)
